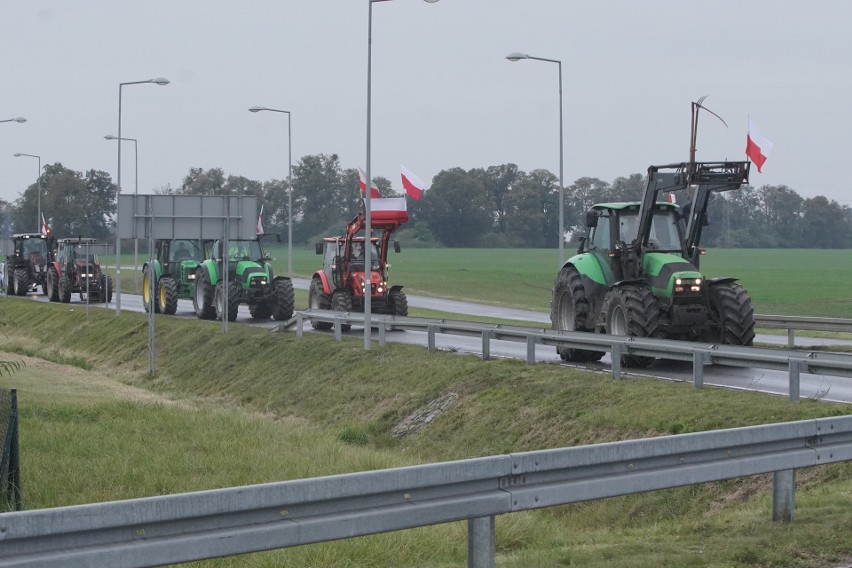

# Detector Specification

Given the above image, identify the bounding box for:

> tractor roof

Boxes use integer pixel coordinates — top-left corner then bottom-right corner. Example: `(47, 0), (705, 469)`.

(592, 201), (679, 212)
(322, 236), (379, 243)
(12, 233), (49, 239)
(57, 237), (97, 244)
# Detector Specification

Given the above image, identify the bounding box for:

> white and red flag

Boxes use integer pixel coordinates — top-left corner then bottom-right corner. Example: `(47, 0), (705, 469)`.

(40, 213), (50, 235)
(746, 117), (773, 173)
(256, 204), (264, 235)
(357, 168), (380, 198)
(400, 164), (427, 201)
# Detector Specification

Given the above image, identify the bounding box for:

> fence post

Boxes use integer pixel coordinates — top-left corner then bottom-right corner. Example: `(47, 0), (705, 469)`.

(428, 324), (436, 352)
(482, 331), (491, 361)
(378, 321), (386, 346)
(787, 329), (795, 349)
(467, 516), (495, 568)
(772, 469), (795, 522)
(788, 360), (803, 402)
(611, 343), (622, 380)
(526, 336), (537, 365)
(334, 317), (342, 341)
(10, 389), (20, 511)
(296, 313), (304, 338)
(692, 351), (706, 388)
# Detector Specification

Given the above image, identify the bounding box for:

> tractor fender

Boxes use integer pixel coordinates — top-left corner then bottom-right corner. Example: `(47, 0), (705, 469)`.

(705, 277), (739, 287)
(46, 260), (61, 275)
(313, 270), (333, 295)
(142, 261), (163, 281)
(389, 284), (404, 294)
(200, 260), (220, 285)
(272, 275), (291, 284)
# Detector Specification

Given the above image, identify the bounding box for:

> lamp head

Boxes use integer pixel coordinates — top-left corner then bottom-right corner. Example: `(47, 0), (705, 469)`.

(13, 117), (27, 123)
(248, 106), (266, 113)
(151, 77), (170, 86)
(104, 135), (118, 140)
(506, 52), (529, 62)
(423, 0), (440, 3)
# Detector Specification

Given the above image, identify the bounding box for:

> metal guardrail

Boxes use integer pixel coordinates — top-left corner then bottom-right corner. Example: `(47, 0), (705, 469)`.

(1, 416), (850, 567)
(755, 314), (852, 347)
(293, 310), (852, 403)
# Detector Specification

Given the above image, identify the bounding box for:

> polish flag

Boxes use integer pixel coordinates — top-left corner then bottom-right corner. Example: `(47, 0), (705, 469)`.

(357, 168), (380, 198)
(256, 204), (264, 235)
(746, 117), (773, 173)
(400, 164), (427, 201)
(40, 213), (50, 235)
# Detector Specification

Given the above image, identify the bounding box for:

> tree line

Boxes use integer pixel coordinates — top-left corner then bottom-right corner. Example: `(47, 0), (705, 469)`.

(2, 156), (851, 249)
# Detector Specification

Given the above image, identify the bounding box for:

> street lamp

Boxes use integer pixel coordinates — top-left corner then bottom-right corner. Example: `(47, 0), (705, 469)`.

(365, 0), (439, 350)
(0, 117), (27, 124)
(506, 51), (566, 266)
(114, 77), (169, 315)
(105, 134), (139, 290)
(13, 153), (41, 233)
(248, 106), (293, 278)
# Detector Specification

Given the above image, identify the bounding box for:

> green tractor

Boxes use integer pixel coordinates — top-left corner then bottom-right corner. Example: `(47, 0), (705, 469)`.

(142, 239), (207, 315)
(192, 237), (294, 322)
(551, 161), (755, 367)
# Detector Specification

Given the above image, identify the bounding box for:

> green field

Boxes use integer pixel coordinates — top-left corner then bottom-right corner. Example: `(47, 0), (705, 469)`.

(111, 247), (852, 318)
(2, 298), (852, 566)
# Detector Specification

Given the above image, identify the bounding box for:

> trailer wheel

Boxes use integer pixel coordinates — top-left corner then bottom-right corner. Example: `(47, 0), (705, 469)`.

(332, 289), (353, 332)
(602, 285), (660, 368)
(706, 282), (755, 346)
(550, 266), (605, 363)
(193, 268), (216, 320)
(271, 278), (295, 321)
(158, 276), (179, 315)
(309, 277), (332, 330)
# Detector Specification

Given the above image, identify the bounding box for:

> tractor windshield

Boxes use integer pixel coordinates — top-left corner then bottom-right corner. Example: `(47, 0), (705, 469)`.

(618, 209), (681, 252)
(226, 240), (262, 261)
(71, 245), (97, 262)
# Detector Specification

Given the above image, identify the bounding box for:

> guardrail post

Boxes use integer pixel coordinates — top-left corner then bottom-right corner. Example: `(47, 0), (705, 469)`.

(428, 324), (436, 351)
(788, 360), (804, 402)
(334, 317), (342, 341)
(611, 343), (622, 380)
(787, 329), (795, 349)
(692, 351), (707, 388)
(482, 331), (491, 361)
(296, 314), (304, 338)
(772, 469), (795, 522)
(378, 321), (386, 346)
(526, 336), (537, 365)
(467, 516), (496, 568)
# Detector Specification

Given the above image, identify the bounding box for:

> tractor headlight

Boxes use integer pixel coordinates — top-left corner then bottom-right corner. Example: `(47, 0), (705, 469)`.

(187, 272), (196, 281)
(377, 283), (385, 295)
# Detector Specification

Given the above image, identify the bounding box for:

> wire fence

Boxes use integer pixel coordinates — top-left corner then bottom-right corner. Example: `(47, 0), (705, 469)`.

(0, 388), (21, 512)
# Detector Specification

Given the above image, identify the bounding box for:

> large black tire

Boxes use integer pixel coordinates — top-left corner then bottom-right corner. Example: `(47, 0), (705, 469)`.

(13, 268), (28, 296)
(308, 277), (333, 330)
(602, 285), (661, 368)
(214, 280), (240, 322)
(271, 278), (295, 321)
(332, 289), (353, 332)
(142, 268), (161, 314)
(4, 267), (13, 295)
(550, 266), (605, 363)
(58, 274), (72, 304)
(193, 268), (216, 320)
(249, 301), (273, 320)
(101, 274), (113, 304)
(46, 267), (60, 302)
(706, 282), (755, 346)
(158, 276), (179, 315)
(387, 288), (409, 317)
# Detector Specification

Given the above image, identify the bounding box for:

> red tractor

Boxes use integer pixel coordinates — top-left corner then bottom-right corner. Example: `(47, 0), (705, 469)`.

(310, 198), (409, 330)
(4, 233), (55, 296)
(45, 238), (112, 303)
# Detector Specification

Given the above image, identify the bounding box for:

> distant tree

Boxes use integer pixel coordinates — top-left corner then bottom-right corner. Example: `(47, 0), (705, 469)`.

(801, 196), (850, 248)
(504, 169), (559, 247)
(418, 168), (490, 247)
(470, 163), (520, 233)
(566, 177), (610, 234)
(610, 173), (645, 202)
(180, 167), (226, 195)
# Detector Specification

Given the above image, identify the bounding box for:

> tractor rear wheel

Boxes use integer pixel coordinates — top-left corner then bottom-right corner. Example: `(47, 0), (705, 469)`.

(332, 289), (353, 332)
(249, 301), (272, 320)
(215, 280), (240, 322)
(271, 278), (295, 321)
(46, 267), (60, 302)
(308, 277), (332, 330)
(551, 266), (606, 363)
(13, 268), (28, 296)
(706, 283), (755, 346)
(101, 274), (113, 304)
(142, 268), (161, 314)
(193, 268), (216, 320)
(158, 276), (179, 315)
(58, 274), (72, 303)
(387, 288), (409, 317)
(602, 285), (660, 368)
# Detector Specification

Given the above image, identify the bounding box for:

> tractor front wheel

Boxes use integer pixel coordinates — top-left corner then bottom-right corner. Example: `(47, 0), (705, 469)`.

(158, 276), (179, 315)
(142, 268), (161, 314)
(602, 285), (661, 368)
(193, 268), (216, 320)
(13, 268), (28, 296)
(387, 288), (408, 317)
(271, 278), (295, 321)
(249, 301), (272, 320)
(58, 274), (72, 303)
(332, 289), (353, 332)
(214, 280), (240, 322)
(46, 267), (60, 302)
(706, 283), (755, 346)
(550, 266), (605, 363)
(308, 277), (332, 330)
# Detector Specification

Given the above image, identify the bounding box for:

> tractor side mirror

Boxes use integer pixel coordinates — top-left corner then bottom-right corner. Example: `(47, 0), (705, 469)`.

(394, 241), (401, 253)
(264, 252), (272, 261)
(315, 243), (323, 255)
(585, 211), (598, 228)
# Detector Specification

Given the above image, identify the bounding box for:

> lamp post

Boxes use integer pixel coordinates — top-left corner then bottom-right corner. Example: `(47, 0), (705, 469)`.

(114, 77), (169, 315)
(0, 117), (27, 124)
(13, 153), (41, 233)
(248, 106), (293, 278)
(506, 51), (565, 266)
(365, 0), (439, 350)
(105, 135), (139, 290)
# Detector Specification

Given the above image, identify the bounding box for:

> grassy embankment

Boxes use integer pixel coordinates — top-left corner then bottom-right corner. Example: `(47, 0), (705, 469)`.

(2, 297), (852, 566)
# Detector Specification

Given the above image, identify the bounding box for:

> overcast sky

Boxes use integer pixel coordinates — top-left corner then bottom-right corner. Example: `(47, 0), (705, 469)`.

(2, 0), (851, 208)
